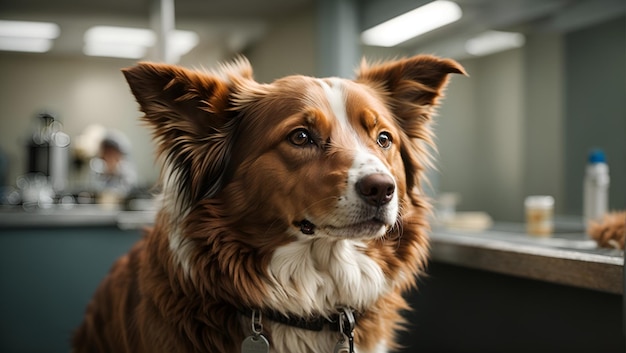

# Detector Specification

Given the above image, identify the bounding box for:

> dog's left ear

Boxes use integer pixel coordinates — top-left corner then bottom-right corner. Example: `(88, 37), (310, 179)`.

(356, 55), (466, 202)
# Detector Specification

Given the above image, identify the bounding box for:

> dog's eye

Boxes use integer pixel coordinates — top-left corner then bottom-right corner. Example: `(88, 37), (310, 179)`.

(377, 132), (393, 149)
(288, 129), (314, 147)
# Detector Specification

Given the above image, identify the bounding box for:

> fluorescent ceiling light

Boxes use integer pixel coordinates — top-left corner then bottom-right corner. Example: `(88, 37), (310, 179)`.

(361, 0), (462, 47)
(84, 26), (156, 47)
(0, 37), (53, 53)
(83, 42), (147, 59)
(83, 26), (198, 60)
(0, 20), (60, 39)
(0, 20), (59, 53)
(465, 31), (526, 57)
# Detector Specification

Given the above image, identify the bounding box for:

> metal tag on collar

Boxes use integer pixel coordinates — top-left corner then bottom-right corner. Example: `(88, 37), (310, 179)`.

(242, 310), (269, 353)
(334, 332), (350, 353)
(337, 307), (355, 353)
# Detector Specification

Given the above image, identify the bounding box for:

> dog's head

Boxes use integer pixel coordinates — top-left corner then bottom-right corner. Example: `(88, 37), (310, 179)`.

(122, 55), (463, 312)
(123, 55), (462, 236)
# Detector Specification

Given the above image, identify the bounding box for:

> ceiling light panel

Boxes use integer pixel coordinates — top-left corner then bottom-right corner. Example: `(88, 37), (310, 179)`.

(0, 20), (60, 53)
(361, 0), (462, 47)
(0, 37), (53, 53)
(465, 31), (526, 56)
(0, 20), (60, 39)
(83, 25), (199, 60)
(84, 26), (156, 47)
(83, 42), (147, 59)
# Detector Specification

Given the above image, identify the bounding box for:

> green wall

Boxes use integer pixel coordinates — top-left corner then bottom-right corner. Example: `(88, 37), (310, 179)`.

(565, 15), (626, 214)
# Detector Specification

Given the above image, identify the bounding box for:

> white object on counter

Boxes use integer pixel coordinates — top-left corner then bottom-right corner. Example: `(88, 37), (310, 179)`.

(583, 149), (610, 228)
(441, 211), (493, 232)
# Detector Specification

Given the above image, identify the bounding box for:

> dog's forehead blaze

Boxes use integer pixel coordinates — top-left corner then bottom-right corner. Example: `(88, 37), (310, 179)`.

(342, 81), (396, 134)
(310, 79), (387, 143)
(336, 80), (402, 163)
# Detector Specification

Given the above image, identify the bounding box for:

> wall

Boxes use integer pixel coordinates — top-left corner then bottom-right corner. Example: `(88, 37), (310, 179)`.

(244, 6), (316, 83)
(564, 15), (626, 214)
(243, 4), (411, 82)
(523, 33), (565, 214)
(437, 48), (526, 221)
(433, 59), (479, 206)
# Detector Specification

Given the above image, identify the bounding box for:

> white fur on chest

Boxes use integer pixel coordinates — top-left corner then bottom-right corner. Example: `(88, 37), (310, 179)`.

(264, 238), (389, 316)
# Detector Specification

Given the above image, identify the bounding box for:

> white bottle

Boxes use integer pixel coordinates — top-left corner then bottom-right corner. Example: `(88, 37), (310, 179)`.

(583, 149), (610, 228)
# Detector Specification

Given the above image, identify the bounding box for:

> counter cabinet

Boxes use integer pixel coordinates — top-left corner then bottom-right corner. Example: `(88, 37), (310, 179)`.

(0, 224), (142, 353)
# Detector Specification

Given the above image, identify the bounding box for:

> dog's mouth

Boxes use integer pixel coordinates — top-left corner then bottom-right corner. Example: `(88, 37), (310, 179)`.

(294, 218), (389, 239)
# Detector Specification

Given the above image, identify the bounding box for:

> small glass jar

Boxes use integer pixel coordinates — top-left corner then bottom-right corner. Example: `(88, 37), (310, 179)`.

(525, 195), (555, 237)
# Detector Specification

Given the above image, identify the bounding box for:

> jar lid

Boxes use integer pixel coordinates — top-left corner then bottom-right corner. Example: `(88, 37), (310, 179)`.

(524, 195), (554, 209)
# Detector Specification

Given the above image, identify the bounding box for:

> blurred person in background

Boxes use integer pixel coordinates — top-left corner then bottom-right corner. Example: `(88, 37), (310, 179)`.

(89, 130), (137, 201)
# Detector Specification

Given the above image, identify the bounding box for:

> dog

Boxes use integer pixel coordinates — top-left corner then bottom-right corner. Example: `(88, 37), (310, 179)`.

(73, 54), (464, 353)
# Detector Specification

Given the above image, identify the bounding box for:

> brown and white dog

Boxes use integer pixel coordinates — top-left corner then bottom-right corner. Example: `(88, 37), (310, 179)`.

(73, 55), (464, 353)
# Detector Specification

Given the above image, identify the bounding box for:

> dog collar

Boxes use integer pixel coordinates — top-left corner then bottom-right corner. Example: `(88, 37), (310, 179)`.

(241, 307), (357, 332)
(241, 307), (356, 353)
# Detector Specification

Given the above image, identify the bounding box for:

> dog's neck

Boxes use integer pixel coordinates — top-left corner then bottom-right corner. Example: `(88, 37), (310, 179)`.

(241, 307), (357, 333)
(240, 307), (358, 353)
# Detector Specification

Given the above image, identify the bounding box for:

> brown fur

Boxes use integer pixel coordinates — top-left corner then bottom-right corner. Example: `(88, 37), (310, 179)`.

(73, 55), (464, 353)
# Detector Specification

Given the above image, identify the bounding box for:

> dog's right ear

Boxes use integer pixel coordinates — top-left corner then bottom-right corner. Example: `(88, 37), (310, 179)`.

(122, 60), (252, 205)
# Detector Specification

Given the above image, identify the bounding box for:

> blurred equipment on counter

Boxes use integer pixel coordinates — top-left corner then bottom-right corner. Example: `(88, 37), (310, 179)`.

(16, 173), (54, 209)
(26, 112), (71, 192)
(587, 211), (625, 250)
(525, 195), (555, 237)
(583, 148), (610, 228)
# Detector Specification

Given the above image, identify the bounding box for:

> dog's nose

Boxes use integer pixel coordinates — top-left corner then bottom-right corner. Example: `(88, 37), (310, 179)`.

(356, 173), (395, 206)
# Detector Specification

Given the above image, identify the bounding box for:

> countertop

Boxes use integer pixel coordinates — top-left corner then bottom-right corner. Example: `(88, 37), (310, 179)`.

(430, 223), (624, 294)
(0, 204), (155, 229)
(1, 206), (622, 294)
